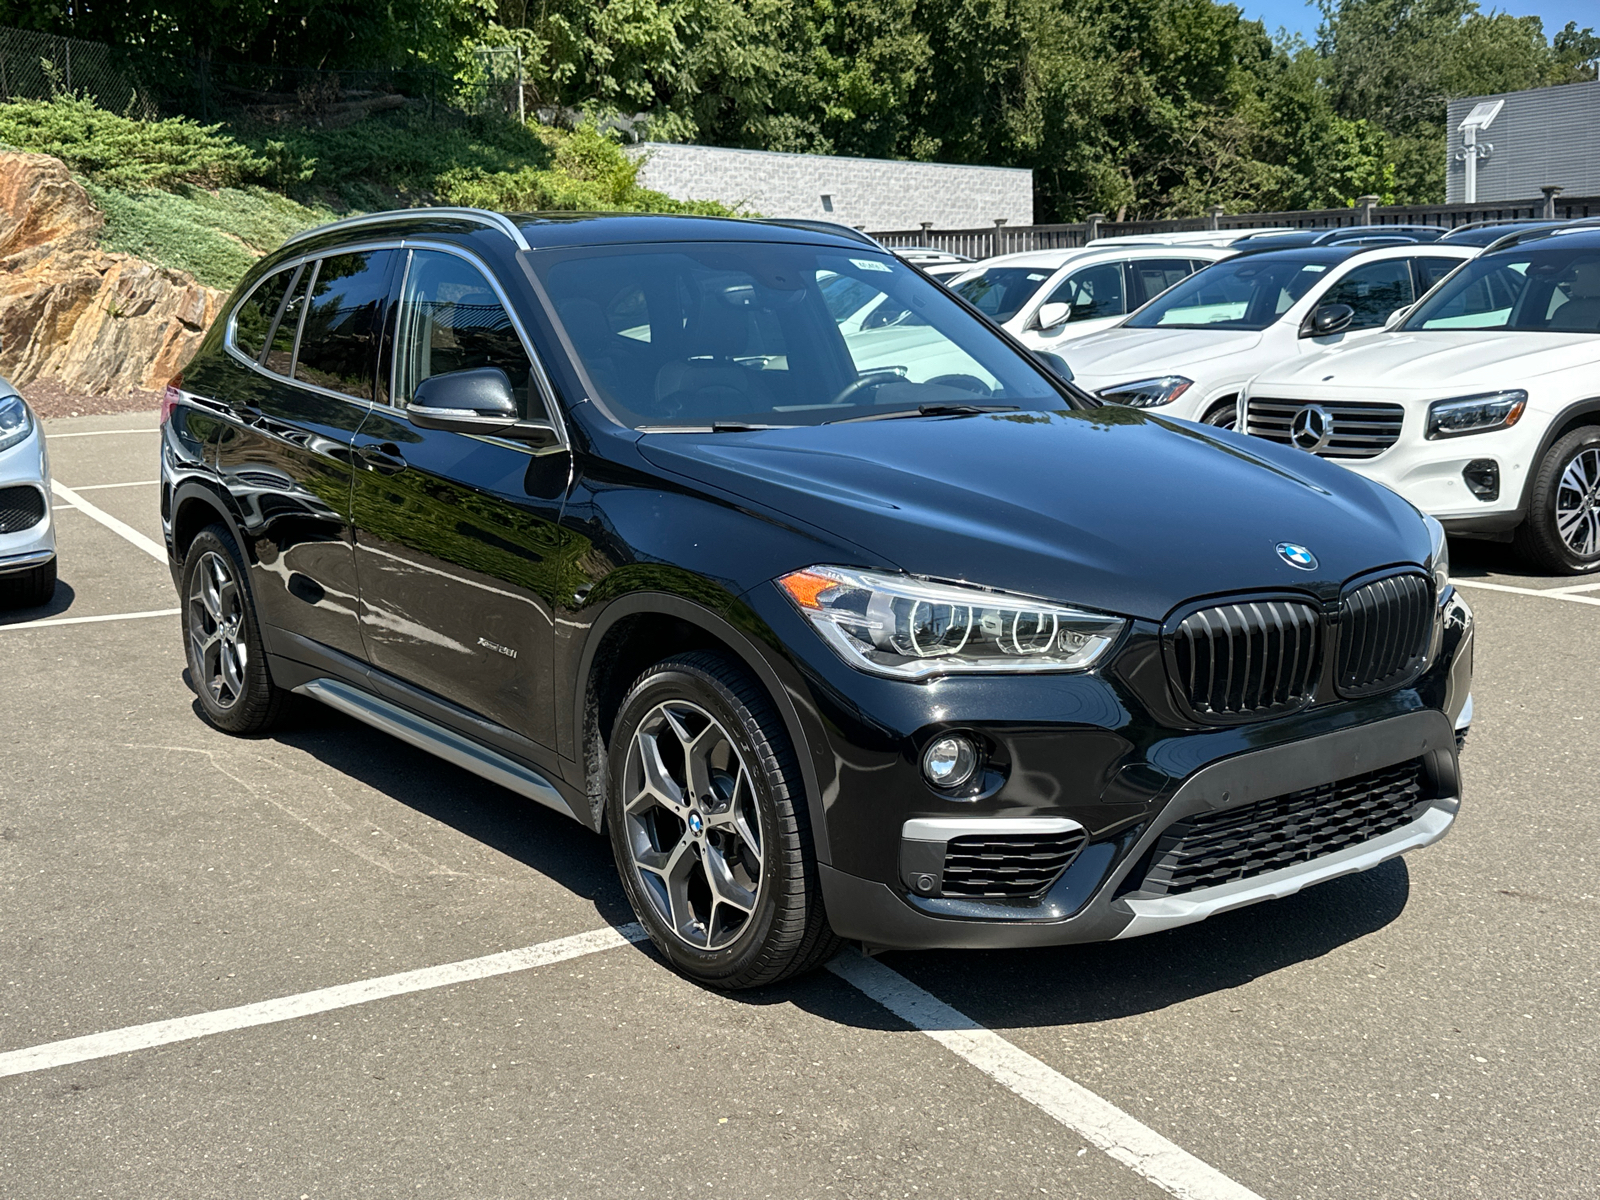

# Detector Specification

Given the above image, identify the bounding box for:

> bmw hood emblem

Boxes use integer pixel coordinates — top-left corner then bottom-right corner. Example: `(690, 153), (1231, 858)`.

(1276, 542), (1318, 571)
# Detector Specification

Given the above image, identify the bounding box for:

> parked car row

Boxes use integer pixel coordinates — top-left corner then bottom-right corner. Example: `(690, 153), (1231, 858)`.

(934, 218), (1600, 574)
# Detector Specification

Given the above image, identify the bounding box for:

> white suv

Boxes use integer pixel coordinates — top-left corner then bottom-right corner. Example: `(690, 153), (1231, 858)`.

(1062, 237), (1477, 427)
(1240, 224), (1600, 573)
(946, 233), (1257, 348)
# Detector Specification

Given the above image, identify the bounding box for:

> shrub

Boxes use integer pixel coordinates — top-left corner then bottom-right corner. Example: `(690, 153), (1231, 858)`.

(0, 93), (267, 189)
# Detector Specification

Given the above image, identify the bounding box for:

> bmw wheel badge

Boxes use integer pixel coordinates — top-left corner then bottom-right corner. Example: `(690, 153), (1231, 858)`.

(1276, 542), (1318, 571)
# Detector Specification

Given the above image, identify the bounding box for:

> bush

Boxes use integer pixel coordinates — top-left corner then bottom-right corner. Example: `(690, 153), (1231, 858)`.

(0, 93), (266, 189)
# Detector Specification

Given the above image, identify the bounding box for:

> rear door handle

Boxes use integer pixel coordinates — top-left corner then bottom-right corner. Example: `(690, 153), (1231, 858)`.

(358, 442), (408, 475)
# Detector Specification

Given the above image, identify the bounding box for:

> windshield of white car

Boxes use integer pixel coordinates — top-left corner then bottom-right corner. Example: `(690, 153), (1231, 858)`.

(1124, 255), (1332, 331)
(1402, 247), (1600, 334)
(531, 242), (1069, 429)
(950, 266), (1058, 322)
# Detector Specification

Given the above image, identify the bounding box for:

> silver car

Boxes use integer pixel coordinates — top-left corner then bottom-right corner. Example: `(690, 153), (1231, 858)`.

(0, 378), (56, 609)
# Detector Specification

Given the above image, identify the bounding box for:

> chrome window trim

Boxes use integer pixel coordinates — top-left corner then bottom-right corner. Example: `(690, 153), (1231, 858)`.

(281, 207), (532, 253)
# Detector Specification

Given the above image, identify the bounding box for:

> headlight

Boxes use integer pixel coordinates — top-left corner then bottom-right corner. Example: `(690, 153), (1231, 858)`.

(778, 566), (1127, 679)
(0, 392), (32, 454)
(1097, 376), (1193, 408)
(1424, 513), (1450, 597)
(1425, 390), (1526, 439)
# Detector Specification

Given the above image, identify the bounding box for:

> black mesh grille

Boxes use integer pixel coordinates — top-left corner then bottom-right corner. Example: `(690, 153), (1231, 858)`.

(0, 485), (45, 534)
(1167, 599), (1321, 723)
(941, 830), (1089, 898)
(1137, 759), (1428, 896)
(1337, 572), (1434, 698)
(1246, 398), (1405, 459)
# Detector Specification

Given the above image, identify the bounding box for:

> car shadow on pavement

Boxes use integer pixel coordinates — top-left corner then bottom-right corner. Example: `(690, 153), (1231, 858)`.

(0, 579), (75, 623)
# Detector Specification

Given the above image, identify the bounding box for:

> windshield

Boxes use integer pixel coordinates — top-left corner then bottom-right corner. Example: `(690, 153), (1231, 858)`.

(532, 242), (1067, 429)
(1125, 255), (1331, 331)
(1402, 246), (1600, 334)
(951, 266), (1058, 322)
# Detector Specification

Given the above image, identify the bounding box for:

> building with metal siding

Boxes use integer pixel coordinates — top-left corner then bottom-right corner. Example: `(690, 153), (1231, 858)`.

(1446, 81), (1600, 204)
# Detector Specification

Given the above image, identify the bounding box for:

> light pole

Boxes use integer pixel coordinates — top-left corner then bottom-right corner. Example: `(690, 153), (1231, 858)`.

(1455, 100), (1504, 205)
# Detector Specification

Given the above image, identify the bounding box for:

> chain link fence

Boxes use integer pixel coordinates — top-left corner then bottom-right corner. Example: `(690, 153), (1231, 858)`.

(0, 25), (158, 118)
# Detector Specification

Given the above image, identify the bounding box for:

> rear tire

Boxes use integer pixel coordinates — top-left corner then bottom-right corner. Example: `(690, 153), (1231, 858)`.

(181, 524), (288, 734)
(1514, 426), (1600, 574)
(606, 651), (839, 989)
(0, 557), (55, 609)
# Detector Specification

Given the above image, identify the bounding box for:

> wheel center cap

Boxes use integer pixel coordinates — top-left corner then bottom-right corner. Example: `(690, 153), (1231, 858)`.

(687, 811), (704, 835)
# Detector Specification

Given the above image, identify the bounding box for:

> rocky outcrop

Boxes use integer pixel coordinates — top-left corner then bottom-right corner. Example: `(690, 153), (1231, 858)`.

(0, 152), (227, 394)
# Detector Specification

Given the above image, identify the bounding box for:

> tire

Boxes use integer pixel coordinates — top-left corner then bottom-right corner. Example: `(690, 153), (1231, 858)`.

(606, 651), (839, 989)
(0, 557), (55, 609)
(1202, 400), (1237, 430)
(1514, 426), (1600, 575)
(180, 523), (288, 734)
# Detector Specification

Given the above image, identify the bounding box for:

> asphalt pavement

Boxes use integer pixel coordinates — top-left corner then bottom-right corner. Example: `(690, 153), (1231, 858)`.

(1, 411), (1594, 1200)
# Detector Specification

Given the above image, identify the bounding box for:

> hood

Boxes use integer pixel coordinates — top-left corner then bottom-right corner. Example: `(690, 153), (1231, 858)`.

(1252, 330), (1600, 395)
(635, 408), (1429, 622)
(1062, 327), (1265, 385)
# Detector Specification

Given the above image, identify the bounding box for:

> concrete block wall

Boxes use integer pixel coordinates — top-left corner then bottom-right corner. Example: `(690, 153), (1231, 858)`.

(628, 143), (1033, 230)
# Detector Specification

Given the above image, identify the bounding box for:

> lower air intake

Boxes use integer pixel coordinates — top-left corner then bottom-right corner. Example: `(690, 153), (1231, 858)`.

(941, 829), (1089, 898)
(0, 485), (46, 534)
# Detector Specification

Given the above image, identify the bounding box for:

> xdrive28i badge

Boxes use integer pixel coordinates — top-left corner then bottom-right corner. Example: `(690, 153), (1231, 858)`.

(1276, 542), (1318, 570)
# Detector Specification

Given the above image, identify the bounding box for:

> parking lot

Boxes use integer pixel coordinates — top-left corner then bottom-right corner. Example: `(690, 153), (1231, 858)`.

(2, 408), (1596, 1200)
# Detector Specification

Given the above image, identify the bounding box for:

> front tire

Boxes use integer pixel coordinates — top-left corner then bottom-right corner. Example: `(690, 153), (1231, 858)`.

(1515, 426), (1600, 574)
(181, 524), (288, 734)
(1202, 399), (1237, 430)
(606, 651), (838, 989)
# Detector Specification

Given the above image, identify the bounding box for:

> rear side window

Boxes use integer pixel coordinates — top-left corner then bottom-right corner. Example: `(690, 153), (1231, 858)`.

(1130, 258), (1193, 305)
(1414, 256), (1462, 294)
(1320, 259), (1414, 329)
(393, 249), (544, 420)
(263, 266), (309, 377)
(233, 267), (294, 362)
(294, 250), (397, 401)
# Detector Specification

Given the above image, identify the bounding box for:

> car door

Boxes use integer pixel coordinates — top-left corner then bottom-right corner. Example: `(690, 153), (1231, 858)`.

(1021, 260), (1130, 346)
(349, 245), (571, 748)
(212, 246), (398, 663)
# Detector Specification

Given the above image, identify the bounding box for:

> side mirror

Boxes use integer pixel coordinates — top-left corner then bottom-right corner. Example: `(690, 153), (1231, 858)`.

(406, 367), (557, 445)
(1303, 303), (1355, 338)
(1034, 301), (1072, 330)
(1032, 349), (1074, 382)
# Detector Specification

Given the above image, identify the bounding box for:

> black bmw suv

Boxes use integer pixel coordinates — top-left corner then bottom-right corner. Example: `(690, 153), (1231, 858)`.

(161, 210), (1474, 988)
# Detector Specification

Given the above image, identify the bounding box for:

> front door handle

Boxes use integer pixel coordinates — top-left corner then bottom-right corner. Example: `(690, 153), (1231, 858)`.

(358, 441), (408, 475)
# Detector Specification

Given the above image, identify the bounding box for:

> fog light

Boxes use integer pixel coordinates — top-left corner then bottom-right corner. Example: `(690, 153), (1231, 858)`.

(922, 735), (978, 789)
(1462, 459), (1499, 501)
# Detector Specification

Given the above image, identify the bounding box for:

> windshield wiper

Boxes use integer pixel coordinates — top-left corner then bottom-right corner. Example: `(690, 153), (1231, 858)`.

(826, 403), (1020, 424)
(709, 420), (787, 432)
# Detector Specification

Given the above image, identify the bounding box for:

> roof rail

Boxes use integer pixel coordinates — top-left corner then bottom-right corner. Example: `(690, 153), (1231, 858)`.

(1482, 215), (1600, 254)
(1438, 217), (1555, 239)
(281, 207), (532, 252)
(751, 217), (885, 247)
(1311, 225), (1439, 245)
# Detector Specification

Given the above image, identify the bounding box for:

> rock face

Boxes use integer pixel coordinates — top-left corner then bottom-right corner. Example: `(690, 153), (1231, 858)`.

(0, 152), (227, 394)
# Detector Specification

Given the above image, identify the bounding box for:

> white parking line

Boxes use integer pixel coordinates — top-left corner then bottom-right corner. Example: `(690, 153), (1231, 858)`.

(1453, 579), (1600, 607)
(830, 952), (1265, 1200)
(0, 608), (180, 632)
(1548, 580), (1600, 594)
(44, 428), (160, 439)
(49, 480), (166, 563)
(71, 480), (159, 491)
(0, 924), (648, 1079)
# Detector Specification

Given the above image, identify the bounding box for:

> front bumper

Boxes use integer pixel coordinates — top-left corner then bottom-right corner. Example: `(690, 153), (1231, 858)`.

(801, 589), (1473, 951)
(0, 420), (56, 571)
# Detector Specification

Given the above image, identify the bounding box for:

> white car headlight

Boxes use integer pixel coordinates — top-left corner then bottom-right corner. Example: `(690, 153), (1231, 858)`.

(1097, 376), (1193, 408)
(0, 392), (32, 454)
(778, 566), (1126, 679)
(1424, 513), (1450, 597)
(1425, 390), (1526, 439)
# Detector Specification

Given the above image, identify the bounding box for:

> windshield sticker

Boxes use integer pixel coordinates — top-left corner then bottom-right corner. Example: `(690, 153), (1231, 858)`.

(851, 258), (891, 272)
(1300, 265), (1327, 273)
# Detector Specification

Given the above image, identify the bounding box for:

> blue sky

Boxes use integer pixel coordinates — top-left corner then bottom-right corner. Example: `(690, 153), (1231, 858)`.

(1239, 0), (1597, 43)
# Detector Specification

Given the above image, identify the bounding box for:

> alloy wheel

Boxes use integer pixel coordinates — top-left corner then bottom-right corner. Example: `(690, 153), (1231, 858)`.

(188, 550), (248, 709)
(621, 700), (765, 951)
(1555, 446), (1600, 559)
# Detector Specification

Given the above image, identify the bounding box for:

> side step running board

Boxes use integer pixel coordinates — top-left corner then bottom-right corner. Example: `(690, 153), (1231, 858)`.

(294, 677), (575, 821)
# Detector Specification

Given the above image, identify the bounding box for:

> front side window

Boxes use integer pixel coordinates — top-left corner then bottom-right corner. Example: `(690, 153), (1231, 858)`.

(394, 249), (543, 419)
(951, 266), (1057, 322)
(294, 250), (396, 401)
(233, 267), (295, 362)
(1318, 259), (1415, 329)
(533, 242), (1066, 429)
(1044, 262), (1126, 322)
(1125, 255), (1330, 330)
(1405, 248), (1600, 334)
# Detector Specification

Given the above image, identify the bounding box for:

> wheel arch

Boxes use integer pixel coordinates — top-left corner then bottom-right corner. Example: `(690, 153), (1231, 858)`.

(1516, 396), (1600, 514)
(574, 592), (832, 864)
(170, 480), (249, 570)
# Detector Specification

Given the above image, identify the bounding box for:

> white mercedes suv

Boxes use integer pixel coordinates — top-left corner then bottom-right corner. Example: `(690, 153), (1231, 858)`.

(1239, 223), (1600, 573)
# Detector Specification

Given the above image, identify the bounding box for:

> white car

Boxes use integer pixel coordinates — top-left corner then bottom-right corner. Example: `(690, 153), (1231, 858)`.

(892, 247), (974, 284)
(0, 378), (57, 609)
(1239, 223), (1600, 573)
(946, 234), (1254, 348)
(1062, 237), (1478, 427)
